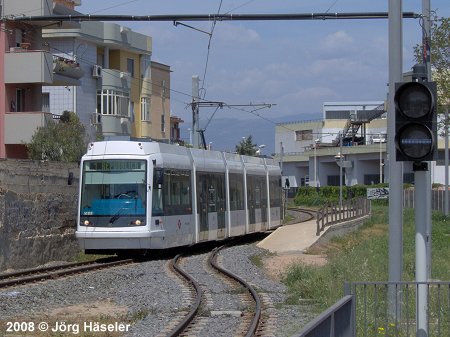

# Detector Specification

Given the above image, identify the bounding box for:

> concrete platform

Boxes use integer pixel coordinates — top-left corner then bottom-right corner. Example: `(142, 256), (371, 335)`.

(257, 219), (321, 254)
(257, 214), (371, 254)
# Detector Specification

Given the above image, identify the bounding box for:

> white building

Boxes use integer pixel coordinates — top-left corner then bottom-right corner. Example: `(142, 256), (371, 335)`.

(276, 101), (447, 188)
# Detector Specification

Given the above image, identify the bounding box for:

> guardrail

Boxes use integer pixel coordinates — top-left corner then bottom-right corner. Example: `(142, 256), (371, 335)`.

(294, 281), (450, 337)
(292, 295), (354, 337)
(316, 197), (371, 236)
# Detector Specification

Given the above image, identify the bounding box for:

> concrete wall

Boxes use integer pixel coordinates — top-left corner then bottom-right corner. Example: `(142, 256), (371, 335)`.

(0, 159), (80, 271)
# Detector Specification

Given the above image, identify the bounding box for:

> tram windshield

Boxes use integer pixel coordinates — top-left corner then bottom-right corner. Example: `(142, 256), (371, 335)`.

(80, 160), (147, 227)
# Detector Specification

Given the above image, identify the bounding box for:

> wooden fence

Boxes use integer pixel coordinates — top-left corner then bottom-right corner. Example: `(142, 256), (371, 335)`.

(316, 197), (371, 236)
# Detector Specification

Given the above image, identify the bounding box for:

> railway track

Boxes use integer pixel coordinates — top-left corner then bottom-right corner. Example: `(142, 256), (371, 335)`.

(286, 207), (315, 223)
(163, 245), (266, 337)
(0, 258), (134, 289)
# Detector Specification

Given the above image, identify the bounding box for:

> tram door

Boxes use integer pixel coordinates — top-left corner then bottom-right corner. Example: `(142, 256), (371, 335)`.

(197, 173), (226, 241)
(247, 175), (268, 232)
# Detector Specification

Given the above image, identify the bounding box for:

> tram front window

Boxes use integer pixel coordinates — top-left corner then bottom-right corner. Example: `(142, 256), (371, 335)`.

(80, 160), (147, 227)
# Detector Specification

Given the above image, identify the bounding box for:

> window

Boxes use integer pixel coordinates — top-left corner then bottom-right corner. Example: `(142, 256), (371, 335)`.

(42, 93), (50, 112)
(364, 175), (382, 185)
(80, 160), (147, 227)
(161, 113), (165, 133)
(15, 88), (25, 112)
(140, 55), (151, 79)
(152, 169), (192, 216)
(96, 90), (130, 116)
(163, 169), (192, 215)
(127, 58), (135, 77)
(327, 175), (340, 186)
(141, 97), (150, 121)
(295, 130), (313, 141)
(229, 173), (244, 210)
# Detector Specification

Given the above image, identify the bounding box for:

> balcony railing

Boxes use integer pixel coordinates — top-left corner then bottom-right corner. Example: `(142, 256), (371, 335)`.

(4, 50), (53, 84)
(4, 112), (53, 144)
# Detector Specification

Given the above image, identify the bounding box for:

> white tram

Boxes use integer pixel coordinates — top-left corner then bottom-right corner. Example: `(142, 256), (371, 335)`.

(76, 140), (282, 253)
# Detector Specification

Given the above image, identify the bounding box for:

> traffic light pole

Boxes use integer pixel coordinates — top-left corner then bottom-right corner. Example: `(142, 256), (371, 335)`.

(387, 0), (403, 320)
(414, 162), (429, 337)
(422, 0), (433, 281)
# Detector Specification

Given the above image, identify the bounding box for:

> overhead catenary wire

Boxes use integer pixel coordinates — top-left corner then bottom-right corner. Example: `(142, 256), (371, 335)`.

(10, 12), (420, 22)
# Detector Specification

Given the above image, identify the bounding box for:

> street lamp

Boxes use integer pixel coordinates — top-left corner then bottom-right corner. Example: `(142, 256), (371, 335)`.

(314, 139), (320, 187)
(256, 144), (265, 155)
(379, 133), (383, 184)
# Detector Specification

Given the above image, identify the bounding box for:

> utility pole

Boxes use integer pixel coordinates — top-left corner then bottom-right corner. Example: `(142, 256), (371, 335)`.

(387, 0), (403, 319)
(192, 75), (200, 148)
(446, 106), (449, 216)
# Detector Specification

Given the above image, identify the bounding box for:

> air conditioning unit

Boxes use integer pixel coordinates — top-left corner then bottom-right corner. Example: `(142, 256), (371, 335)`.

(91, 112), (101, 125)
(92, 65), (102, 78)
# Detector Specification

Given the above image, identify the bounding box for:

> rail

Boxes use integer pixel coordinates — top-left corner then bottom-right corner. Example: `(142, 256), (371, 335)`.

(316, 197), (370, 236)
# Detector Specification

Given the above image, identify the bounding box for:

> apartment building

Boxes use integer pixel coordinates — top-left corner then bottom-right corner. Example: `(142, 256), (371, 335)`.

(42, 18), (155, 141)
(0, 0), (82, 158)
(0, 0), (175, 159)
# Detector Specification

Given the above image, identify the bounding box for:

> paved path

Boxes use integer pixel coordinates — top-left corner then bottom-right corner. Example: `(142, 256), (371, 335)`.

(257, 219), (321, 254)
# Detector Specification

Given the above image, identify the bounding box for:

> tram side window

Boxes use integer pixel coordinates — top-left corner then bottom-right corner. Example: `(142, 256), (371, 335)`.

(229, 173), (244, 210)
(152, 169), (164, 216)
(163, 169), (192, 215)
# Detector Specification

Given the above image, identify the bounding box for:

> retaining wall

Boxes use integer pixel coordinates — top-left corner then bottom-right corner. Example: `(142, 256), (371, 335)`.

(0, 159), (80, 271)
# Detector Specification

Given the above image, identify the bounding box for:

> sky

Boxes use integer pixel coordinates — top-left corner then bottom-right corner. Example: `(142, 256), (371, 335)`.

(77, 0), (450, 154)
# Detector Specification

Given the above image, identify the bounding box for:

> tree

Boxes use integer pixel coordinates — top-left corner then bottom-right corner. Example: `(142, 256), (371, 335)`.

(414, 15), (450, 112)
(235, 135), (258, 155)
(27, 111), (86, 162)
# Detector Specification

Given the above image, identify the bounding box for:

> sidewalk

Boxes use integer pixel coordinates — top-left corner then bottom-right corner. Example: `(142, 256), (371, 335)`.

(257, 219), (321, 254)
(257, 212), (371, 254)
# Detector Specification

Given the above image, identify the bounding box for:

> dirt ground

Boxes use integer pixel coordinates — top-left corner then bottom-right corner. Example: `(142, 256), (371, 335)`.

(263, 251), (328, 281)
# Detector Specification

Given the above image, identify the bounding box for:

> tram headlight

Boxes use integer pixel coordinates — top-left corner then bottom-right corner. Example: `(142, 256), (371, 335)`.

(83, 220), (91, 226)
(130, 219), (143, 226)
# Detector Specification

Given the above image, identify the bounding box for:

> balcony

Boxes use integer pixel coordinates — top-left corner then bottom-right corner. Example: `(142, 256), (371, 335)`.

(5, 50), (53, 84)
(4, 112), (54, 144)
(101, 115), (132, 137)
(53, 56), (84, 85)
(98, 69), (131, 92)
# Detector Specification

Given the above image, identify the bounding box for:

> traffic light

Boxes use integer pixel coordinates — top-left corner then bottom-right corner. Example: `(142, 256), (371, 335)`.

(394, 81), (437, 162)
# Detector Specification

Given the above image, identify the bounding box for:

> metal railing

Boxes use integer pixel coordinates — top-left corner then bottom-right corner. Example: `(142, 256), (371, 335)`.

(294, 281), (450, 337)
(348, 281), (450, 337)
(316, 197), (371, 236)
(404, 189), (450, 213)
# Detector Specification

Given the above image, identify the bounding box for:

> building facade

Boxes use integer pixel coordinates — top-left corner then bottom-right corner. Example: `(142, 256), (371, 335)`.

(276, 101), (447, 188)
(0, 0), (176, 159)
(42, 18), (154, 141)
(0, 0), (82, 158)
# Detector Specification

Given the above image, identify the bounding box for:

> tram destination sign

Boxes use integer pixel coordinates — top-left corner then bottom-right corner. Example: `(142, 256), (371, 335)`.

(367, 187), (389, 200)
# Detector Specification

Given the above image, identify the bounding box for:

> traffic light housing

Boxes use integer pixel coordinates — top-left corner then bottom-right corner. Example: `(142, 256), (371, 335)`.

(394, 81), (437, 162)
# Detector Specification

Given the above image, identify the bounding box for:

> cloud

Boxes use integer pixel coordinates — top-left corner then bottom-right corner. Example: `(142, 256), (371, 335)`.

(320, 30), (355, 53)
(214, 23), (261, 46)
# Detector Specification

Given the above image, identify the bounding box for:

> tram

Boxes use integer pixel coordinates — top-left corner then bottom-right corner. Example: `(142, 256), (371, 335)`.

(76, 140), (282, 253)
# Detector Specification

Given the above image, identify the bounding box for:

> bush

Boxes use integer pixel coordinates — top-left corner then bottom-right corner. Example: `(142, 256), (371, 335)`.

(293, 185), (382, 206)
(27, 111), (86, 163)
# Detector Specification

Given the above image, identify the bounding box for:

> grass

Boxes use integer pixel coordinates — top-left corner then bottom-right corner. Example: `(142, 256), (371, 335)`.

(282, 204), (450, 310)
